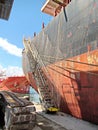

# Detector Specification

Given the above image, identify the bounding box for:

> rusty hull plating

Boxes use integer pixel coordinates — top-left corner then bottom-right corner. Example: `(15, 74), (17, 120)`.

(22, 0), (98, 124)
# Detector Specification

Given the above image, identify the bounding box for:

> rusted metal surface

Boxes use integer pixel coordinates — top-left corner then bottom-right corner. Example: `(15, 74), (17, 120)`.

(43, 50), (98, 124)
(41, 0), (72, 16)
(0, 76), (30, 94)
(0, 91), (36, 130)
(22, 0), (98, 124)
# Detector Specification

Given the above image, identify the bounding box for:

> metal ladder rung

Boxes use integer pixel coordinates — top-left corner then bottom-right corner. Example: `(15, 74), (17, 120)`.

(43, 96), (51, 99)
(39, 87), (49, 90)
(42, 92), (50, 95)
(44, 97), (51, 100)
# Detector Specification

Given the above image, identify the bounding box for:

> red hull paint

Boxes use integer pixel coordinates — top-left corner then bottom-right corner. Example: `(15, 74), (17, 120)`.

(22, 49), (98, 124)
(43, 50), (98, 124)
(22, 0), (98, 124)
(28, 50), (98, 124)
(0, 76), (30, 94)
(25, 72), (38, 92)
(24, 50), (98, 124)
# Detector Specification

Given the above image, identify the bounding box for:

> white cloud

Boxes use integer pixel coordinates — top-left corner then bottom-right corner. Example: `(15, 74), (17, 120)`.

(0, 65), (24, 77)
(0, 65), (6, 76)
(6, 66), (24, 76)
(0, 37), (22, 57)
(0, 64), (4, 70)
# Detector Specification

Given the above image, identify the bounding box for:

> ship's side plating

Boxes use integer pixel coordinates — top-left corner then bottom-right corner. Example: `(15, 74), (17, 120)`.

(22, 0), (98, 124)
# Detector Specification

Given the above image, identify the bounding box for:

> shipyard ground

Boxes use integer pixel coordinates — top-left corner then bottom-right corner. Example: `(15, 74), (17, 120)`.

(34, 114), (66, 130)
(0, 104), (98, 130)
(33, 104), (98, 130)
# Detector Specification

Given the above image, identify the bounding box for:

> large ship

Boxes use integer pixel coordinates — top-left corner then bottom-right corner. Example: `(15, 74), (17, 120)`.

(22, 0), (98, 124)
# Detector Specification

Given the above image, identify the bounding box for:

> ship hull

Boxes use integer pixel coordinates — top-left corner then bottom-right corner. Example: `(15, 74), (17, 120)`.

(22, 0), (98, 124)
(41, 49), (98, 124)
(22, 48), (98, 124)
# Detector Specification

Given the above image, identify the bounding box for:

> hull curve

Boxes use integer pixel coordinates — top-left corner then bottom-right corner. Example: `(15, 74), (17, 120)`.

(22, 0), (98, 124)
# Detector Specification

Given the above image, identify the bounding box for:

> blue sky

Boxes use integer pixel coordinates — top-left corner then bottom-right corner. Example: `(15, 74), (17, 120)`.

(0, 0), (52, 76)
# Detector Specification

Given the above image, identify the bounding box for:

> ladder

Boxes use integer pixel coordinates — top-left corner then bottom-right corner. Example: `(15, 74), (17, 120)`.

(23, 38), (58, 113)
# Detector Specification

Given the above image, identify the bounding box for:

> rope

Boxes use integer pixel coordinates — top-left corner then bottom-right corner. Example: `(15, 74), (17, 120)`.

(40, 54), (98, 67)
(41, 58), (98, 77)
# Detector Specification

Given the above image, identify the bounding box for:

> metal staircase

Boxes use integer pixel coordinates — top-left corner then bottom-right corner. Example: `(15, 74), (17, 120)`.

(23, 38), (58, 113)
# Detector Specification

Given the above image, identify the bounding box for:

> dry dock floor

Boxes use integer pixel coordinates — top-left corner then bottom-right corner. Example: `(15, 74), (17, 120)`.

(33, 104), (98, 130)
(34, 114), (66, 130)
